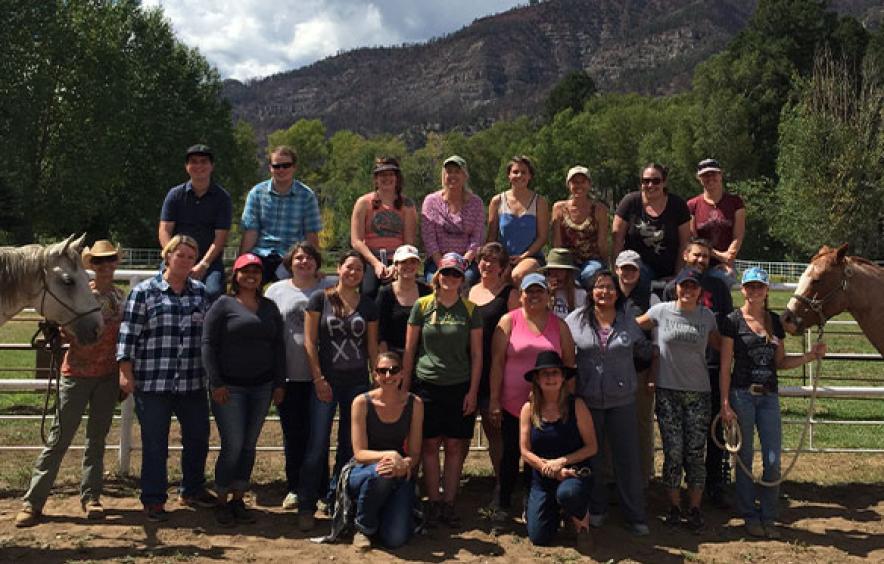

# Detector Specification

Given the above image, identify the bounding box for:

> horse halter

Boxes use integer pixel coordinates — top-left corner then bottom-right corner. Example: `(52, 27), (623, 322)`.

(790, 265), (853, 330)
(38, 267), (101, 329)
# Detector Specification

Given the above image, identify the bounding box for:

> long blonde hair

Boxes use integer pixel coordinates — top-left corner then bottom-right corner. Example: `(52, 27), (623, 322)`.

(529, 377), (571, 429)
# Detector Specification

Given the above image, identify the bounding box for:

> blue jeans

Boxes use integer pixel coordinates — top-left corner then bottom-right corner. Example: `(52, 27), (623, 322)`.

(526, 476), (591, 546)
(348, 463), (415, 548)
(211, 383), (272, 496)
(637, 262), (657, 297)
(277, 380), (324, 494)
(203, 264), (226, 302)
(134, 389), (210, 506)
(587, 402), (647, 525)
(730, 389), (782, 524)
(577, 259), (606, 290)
(298, 380), (369, 513)
(424, 257), (480, 286)
(707, 265), (736, 289)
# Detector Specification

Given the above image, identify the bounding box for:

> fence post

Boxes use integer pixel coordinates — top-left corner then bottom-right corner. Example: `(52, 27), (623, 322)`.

(118, 395), (134, 476)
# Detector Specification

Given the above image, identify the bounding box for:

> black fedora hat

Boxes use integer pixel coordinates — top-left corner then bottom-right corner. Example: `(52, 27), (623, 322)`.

(523, 350), (575, 382)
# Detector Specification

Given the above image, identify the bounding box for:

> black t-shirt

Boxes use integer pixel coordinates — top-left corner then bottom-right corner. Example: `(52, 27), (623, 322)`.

(615, 191), (691, 278)
(375, 282), (431, 352)
(664, 272), (733, 367)
(720, 309), (785, 392)
(307, 291), (379, 386)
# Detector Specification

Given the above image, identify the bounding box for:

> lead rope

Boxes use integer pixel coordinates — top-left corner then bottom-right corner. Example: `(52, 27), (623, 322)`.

(710, 326), (825, 487)
(31, 321), (65, 446)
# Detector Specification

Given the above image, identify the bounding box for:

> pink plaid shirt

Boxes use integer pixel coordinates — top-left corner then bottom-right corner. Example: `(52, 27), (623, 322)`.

(420, 190), (485, 257)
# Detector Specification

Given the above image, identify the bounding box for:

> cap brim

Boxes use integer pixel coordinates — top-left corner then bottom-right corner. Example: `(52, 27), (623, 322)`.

(539, 264), (579, 272)
(697, 167), (721, 175)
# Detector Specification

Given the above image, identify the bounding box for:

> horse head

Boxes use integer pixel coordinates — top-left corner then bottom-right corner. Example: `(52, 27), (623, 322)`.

(39, 234), (104, 344)
(782, 244), (853, 335)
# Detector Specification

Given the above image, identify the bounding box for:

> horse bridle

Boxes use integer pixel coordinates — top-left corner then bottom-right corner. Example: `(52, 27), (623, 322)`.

(790, 265), (853, 330)
(38, 267), (101, 329)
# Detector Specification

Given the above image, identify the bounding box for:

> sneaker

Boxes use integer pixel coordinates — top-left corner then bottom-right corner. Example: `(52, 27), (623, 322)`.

(82, 499), (105, 520)
(352, 531), (372, 550)
(179, 489), (218, 508)
(144, 504), (169, 523)
(575, 527), (594, 554)
(318, 498), (332, 516)
(627, 522), (650, 536)
(662, 505), (682, 526)
(588, 513), (607, 528)
(745, 520), (765, 538)
(439, 502), (461, 528)
(686, 507), (704, 532)
(214, 503), (235, 528)
(14, 505), (41, 528)
(281, 492), (298, 511)
(297, 512), (315, 532)
(231, 499), (256, 524)
(763, 522), (782, 540)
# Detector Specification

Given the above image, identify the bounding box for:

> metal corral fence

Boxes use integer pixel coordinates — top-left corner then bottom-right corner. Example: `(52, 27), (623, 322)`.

(0, 272), (882, 476)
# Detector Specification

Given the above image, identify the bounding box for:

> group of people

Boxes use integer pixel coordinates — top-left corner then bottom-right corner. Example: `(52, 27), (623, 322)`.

(14, 144), (827, 553)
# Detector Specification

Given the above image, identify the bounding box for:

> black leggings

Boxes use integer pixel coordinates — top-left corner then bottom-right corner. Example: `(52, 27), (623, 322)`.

(499, 411), (531, 509)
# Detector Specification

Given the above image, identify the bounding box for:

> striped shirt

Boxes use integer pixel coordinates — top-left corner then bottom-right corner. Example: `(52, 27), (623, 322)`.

(116, 274), (208, 393)
(241, 179), (322, 257)
(420, 190), (485, 257)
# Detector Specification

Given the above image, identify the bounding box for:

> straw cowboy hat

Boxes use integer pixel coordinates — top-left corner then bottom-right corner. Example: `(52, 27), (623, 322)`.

(82, 240), (122, 267)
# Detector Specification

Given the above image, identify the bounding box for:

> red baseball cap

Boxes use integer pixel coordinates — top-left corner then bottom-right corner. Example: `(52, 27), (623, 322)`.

(233, 253), (263, 272)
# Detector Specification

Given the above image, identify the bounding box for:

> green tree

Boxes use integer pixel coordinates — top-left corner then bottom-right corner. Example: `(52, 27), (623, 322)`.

(266, 119), (329, 188)
(544, 70), (597, 120)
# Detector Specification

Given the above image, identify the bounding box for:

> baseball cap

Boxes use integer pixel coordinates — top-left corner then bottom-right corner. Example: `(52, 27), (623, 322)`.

(233, 253), (263, 272)
(392, 244), (420, 263)
(186, 144), (214, 162)
(443, 155), (467, 169)
(697, 158), (721, 175)
(566, 165), (591, 184)
(615, 250), (642, 269)
(674, 268), (703, 286)
(438, 252), (467, 274)
(520, 272), (549, 291)
(741, 267), (770, 286)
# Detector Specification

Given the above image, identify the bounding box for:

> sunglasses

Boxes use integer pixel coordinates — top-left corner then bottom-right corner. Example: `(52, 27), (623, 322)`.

(439, 268), (464, 278)
(270, 162), (294, 170)
(376, 366), (402, 376)
(91, 255), (118, 265)
(641, 177), (663, 185)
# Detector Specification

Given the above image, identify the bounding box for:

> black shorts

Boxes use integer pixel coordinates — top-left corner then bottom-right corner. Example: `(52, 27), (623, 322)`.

(413, 379), (476, 440)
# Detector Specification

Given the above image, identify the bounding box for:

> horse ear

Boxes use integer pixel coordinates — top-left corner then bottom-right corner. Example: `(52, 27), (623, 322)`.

(59, 233), (76, 253)
(71, 233), (87, 252)
(835, 243), (849, 264)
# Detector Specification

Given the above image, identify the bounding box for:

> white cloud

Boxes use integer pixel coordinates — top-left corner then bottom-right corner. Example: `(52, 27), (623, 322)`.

(141, 0), (522, 80)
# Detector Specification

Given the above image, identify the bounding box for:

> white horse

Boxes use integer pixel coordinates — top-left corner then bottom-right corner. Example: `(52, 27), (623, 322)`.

(0, 234), (104, 344)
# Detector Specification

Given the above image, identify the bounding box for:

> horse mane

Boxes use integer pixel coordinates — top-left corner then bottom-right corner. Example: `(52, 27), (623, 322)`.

(0, 240), (81, 312)
(812, 245), (881, 271)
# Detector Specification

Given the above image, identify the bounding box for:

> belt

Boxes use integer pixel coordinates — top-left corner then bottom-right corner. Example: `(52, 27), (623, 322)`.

(747, 383), (770, 396)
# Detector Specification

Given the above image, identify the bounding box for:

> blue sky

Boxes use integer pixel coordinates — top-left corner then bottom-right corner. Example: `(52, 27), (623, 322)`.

(142, 0), (525, 81)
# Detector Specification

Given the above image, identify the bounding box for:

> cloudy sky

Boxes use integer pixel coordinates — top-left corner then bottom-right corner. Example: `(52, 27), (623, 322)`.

(142, 0), (524, 81)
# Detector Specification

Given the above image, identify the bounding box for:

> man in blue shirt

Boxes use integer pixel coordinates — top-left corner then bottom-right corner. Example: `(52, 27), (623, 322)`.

(239, 145), (322, 284)
(159, 144), (232, 301)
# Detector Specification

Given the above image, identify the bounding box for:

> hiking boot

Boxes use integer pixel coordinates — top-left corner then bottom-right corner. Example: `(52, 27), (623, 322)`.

(14, 505), (41, 528)
(215, 503), (235, 528)
(353, 531), (372, 550)
(439, 502), (461, 528)
(662, 505), (683, 526)
(575, 526), (594, 554)
(281, 492), (298, 511)
(144, 504), (169, 523)
(763, 522), (782, 540)
(231, 499), (256, 524)
(686, 507), (705, 532)
(179, 489), (218, 508)
(745, 520), (765, 538)
(423, 500), (441, 528)
(297, 512), (315, 532)
(627, 521), (650, 536)
(82, 499), (105, 520)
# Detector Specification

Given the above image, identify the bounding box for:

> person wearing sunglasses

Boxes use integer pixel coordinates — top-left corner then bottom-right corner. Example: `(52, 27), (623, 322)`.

(612, 162), (691, 295)
(240, 145), (322, 285)
(16, 241), (126, 528)
(344, 351), (424, 550)
(159, 144), (232, 302)
(403, 252), (482, 528)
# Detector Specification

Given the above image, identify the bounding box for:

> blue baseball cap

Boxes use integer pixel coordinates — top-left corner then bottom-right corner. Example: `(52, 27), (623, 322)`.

(520, 272), (549, 291)
(741, 267), (769, 286)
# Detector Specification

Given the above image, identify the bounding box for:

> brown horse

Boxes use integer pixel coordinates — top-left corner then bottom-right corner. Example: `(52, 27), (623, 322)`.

(782, 244), (884, 354)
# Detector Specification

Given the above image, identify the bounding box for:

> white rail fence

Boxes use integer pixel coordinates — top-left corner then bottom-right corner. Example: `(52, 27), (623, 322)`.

(1, 272), (882, 476)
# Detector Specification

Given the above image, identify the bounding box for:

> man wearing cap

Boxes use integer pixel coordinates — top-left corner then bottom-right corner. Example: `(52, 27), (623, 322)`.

(663, 238), (733, 507)
(240, 145), (322, 285)
(687, 159), (745, 287)
(159, 144), (232, 301)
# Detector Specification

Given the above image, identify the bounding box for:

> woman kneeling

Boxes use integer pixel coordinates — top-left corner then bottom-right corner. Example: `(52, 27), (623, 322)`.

(520, 351), (597, 548)
(349, 351), (424, 549)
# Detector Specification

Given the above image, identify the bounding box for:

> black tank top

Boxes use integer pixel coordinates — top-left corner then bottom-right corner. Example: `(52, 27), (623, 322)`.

(365, 392), (414, 455)
(476, 285), (515, 400)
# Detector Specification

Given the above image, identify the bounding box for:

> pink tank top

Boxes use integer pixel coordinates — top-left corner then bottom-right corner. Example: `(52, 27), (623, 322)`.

(360, 192), (411, 252)
(501, 309), (562, 417)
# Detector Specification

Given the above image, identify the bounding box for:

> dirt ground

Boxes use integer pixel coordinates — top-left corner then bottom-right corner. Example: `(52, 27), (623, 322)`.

(1, 450), (883, 564)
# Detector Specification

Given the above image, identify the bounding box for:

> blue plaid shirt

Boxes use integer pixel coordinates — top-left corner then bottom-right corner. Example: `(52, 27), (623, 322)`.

(241, 179), (322, 257)
(116, 274), (208, 393)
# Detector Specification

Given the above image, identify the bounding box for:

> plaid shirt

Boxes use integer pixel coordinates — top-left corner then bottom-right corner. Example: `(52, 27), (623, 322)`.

(420, 190), (485, 257)
(241, 179), (322, 257)
(116, 274), (208, 393)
